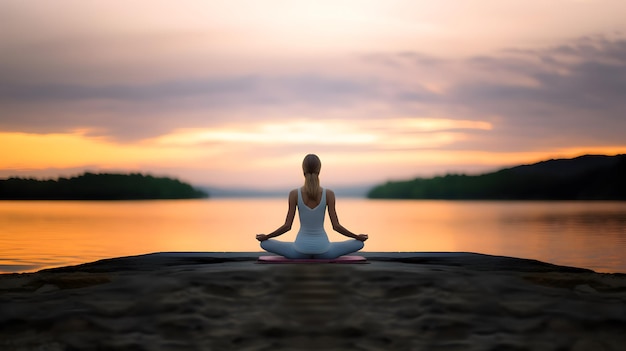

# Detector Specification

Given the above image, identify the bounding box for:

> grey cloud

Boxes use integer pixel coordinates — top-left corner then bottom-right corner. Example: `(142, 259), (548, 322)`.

(447, 36), (626, 145)
(467, 55), (540, 75)
(394, 89), (442, 103)
(361, 36), (626, 152)
(361, 51), (446, 68)
(397, 52), (447, 66)
(0, 76), (260, 102)
(0, 74), (394, 140)
(0, 74), (388, 105)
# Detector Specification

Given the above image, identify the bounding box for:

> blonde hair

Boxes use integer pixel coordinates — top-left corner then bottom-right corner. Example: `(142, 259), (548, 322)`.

(302, 154), (322, 201)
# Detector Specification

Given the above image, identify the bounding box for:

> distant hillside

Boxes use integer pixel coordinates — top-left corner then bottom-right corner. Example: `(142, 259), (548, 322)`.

(367, 154), (626, 200)
(0, 173), (209, 200)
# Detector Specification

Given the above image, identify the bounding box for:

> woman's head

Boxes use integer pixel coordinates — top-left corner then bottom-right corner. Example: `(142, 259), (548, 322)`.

(302, 154), (322, 200)
(302, 154), (321, 176)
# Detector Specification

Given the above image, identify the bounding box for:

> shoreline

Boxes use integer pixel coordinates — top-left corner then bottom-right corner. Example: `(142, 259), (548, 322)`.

(5, 250), (623, 276)
(33, 251), (597, 274)
(1, 252), (625, 350)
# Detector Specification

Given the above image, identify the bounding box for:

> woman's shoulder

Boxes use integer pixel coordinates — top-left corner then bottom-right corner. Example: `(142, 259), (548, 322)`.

(287, 189), (299, 203)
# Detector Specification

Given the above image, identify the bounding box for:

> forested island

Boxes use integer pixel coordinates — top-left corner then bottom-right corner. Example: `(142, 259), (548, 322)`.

(0, 173), (208, 200)
(368, 154), (626, 200)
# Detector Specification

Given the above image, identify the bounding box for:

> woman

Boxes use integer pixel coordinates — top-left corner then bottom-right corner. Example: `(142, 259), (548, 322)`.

(256, 154), (368, 259)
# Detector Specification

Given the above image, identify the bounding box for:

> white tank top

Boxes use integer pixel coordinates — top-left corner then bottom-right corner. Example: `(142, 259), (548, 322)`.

(294, 187), (330, 254)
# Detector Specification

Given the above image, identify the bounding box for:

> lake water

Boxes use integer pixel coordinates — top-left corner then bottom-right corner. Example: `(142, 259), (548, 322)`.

(1, 199), (625, 273)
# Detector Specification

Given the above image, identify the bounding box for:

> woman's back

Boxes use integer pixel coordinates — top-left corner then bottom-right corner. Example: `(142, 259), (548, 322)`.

(294, 187), (330, 254)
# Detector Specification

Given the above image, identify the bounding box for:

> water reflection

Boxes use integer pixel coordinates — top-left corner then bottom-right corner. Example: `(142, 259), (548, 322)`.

(0, 199), (625, 273)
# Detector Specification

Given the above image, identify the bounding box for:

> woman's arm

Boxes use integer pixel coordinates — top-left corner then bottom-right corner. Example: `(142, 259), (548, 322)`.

(256, 189), (298, 241)
(327, 189), (368, 241)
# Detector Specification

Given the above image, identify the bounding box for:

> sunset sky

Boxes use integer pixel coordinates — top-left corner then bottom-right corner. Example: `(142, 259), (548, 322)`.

(2, 0), (625, 189)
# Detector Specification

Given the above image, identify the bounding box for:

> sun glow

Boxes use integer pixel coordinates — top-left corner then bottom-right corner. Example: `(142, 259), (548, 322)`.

(2, 115), (623, 187)
(0, 118), (496, 185)
(155, 118), (492, 149)
(0, 131), (211, 171)
(155, 121), (378, 146)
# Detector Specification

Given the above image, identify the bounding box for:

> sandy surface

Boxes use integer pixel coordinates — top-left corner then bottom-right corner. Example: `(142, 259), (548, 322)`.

(1, 252), (626, 351)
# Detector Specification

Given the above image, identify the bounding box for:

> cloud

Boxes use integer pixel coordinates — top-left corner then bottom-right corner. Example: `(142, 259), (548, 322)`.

(361, 51), (447, 68)
(351, 35), (626, 153)
(0, 74), (386, 140)
(466, 35), (626, 104)
(451, 36), (626, 144)
(1, 32), (625, 154)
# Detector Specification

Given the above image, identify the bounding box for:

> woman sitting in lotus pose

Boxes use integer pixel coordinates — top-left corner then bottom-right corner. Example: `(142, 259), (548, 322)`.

(256, 154), (368, 259)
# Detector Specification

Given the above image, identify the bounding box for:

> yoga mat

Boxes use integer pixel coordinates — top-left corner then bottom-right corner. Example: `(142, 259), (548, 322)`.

(258, 255), (367, 264)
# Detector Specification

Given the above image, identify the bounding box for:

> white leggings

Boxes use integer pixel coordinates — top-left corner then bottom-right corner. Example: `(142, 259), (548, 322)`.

(260, 239), (364, 259)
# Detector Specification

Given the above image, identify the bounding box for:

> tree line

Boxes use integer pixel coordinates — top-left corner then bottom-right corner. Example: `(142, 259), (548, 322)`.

(0, 173), (208, 200)
(368, 154), (626, 200)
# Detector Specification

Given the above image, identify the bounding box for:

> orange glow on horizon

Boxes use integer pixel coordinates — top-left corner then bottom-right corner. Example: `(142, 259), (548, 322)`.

(1, 127), (625, 187)
(0, 131), (211, 172)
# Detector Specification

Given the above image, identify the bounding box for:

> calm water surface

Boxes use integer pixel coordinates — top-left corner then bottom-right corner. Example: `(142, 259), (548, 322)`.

(1, 199), (625, 273)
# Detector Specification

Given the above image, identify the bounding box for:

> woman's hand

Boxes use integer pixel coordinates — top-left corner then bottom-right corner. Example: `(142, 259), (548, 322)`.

(256, 234), (269, 242)
(355, 234), (368, 242)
